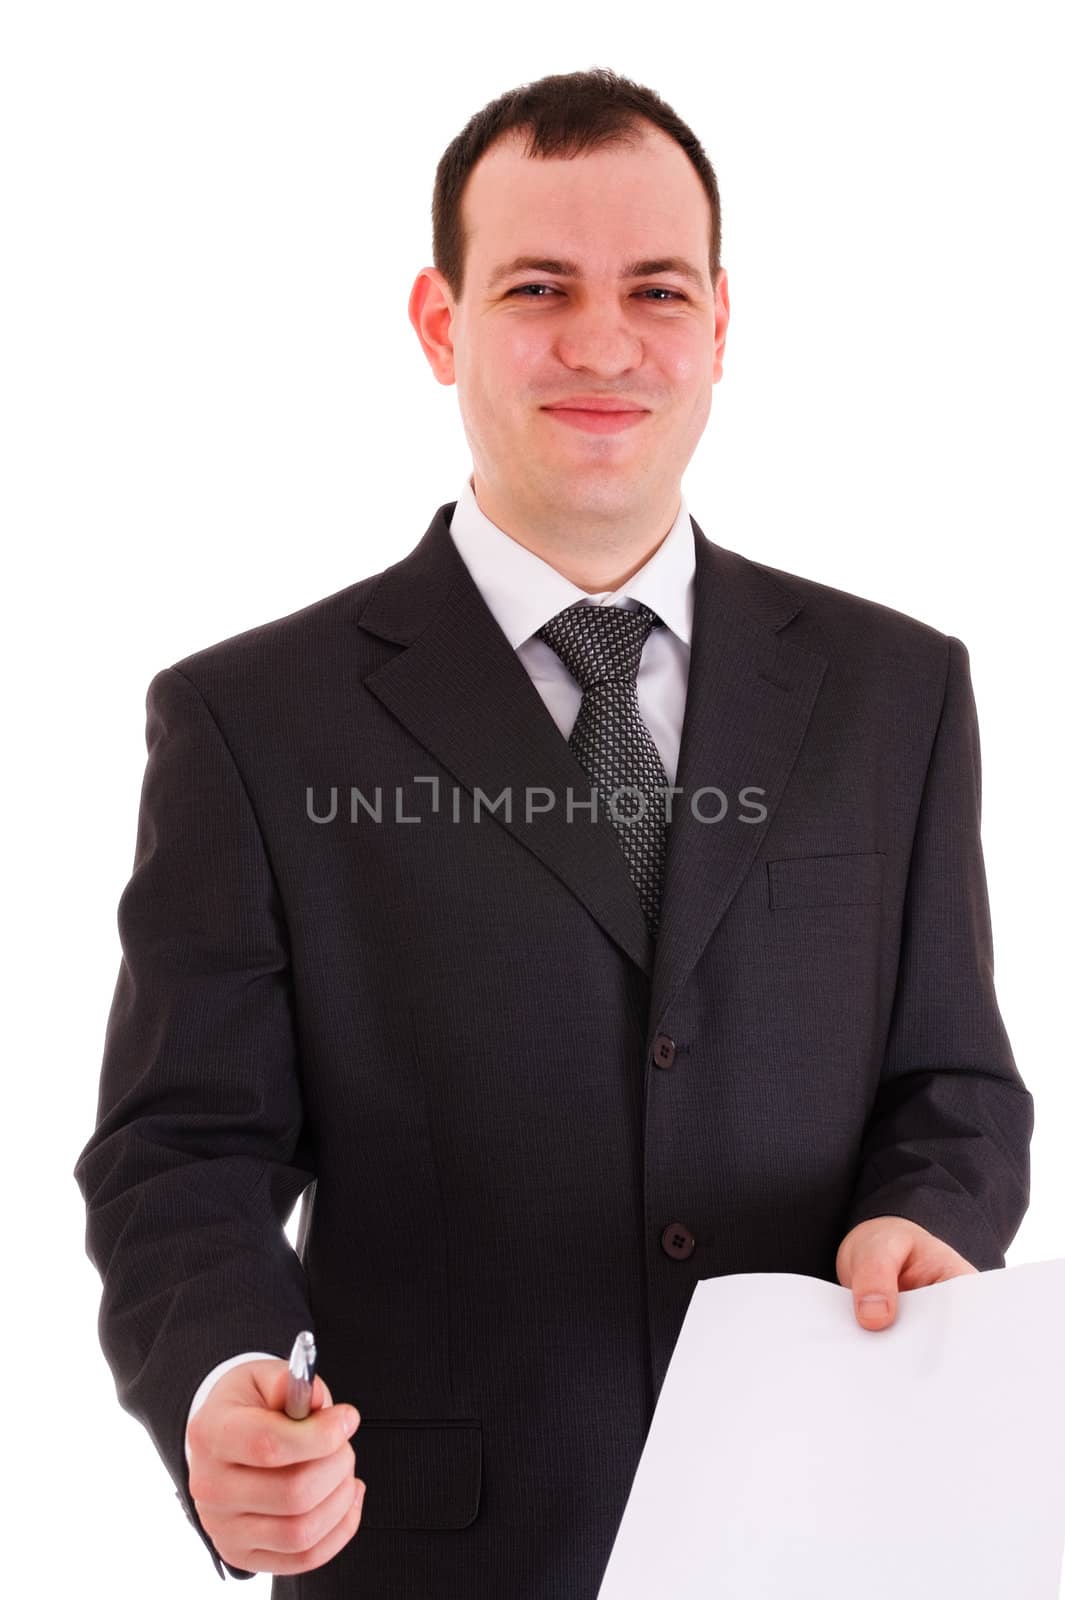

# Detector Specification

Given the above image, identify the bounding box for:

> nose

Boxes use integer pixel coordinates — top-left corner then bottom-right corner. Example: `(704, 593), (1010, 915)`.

(554, 303), (644, 377)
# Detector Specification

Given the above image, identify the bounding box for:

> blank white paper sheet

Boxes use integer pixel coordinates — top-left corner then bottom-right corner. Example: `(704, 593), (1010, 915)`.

(598, 1259), (1065, 1599)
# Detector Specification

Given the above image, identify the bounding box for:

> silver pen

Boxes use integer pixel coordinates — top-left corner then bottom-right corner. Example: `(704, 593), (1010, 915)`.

(283, 1330), (317, 1420)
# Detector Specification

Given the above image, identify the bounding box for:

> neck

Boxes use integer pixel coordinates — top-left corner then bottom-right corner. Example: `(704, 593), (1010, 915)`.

(470, 473), (679, 593)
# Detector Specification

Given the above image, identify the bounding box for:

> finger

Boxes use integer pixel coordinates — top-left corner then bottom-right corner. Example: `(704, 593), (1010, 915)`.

(237, 1471), (359, 1556)
(220, 1399), (359, 1470)
(849, 1258), (898, 1327)
(193, 1437), (356, 1517)
(245, 1479), (366, 1577)
(855, 1290), (894, 1327)
(255, 1362), (334, 1415)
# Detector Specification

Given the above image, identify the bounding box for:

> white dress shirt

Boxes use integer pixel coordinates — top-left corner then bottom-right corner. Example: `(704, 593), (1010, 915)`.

(450, 471), (695, 785)
(184, 472), (698, 1462)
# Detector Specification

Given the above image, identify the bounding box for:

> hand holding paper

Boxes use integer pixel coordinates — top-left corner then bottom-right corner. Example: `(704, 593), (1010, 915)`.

(836, 1214), (979, 1329)
(597, 1260), (1065, 1600)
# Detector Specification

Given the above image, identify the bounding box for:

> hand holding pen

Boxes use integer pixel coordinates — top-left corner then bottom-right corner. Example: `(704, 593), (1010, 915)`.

(185, 1329), (365, 1577)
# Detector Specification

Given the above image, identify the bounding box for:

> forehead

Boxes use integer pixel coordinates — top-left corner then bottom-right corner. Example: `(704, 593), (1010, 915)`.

(462, 124), (711, 276)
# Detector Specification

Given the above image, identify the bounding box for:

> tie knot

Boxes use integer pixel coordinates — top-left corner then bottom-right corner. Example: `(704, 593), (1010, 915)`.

(535, 602), (662, 691)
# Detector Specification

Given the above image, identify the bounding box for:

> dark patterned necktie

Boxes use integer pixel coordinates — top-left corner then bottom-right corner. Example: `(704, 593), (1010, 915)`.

(535, 601), (671, 938)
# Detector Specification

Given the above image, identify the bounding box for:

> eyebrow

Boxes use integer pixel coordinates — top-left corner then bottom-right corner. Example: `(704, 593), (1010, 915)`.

(486, 254), (708, 292)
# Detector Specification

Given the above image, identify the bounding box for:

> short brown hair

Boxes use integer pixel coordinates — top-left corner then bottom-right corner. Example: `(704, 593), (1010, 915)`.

(431, 67), (723, 304)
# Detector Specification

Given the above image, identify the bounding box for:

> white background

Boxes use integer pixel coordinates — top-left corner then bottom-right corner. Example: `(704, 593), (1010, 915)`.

(4, 1), (1061, 1592)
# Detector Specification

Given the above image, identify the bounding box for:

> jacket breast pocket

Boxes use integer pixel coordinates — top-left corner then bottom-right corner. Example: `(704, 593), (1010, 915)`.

(353, 1417), (482, 1530)
(766, 850), (885, 910)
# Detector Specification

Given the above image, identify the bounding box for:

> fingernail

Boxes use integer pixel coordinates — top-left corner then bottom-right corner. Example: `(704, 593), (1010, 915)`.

(860, 1295), (889, 1313)
(344, 1408), (360, 1435)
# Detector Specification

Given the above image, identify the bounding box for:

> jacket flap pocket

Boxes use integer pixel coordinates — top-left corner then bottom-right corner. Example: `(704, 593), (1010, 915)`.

(767, 851), (885, 909)
(354, 1417), (482, 1530)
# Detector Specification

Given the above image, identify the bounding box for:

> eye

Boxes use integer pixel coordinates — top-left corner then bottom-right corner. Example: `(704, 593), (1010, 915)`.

(506, 285), (686, 303)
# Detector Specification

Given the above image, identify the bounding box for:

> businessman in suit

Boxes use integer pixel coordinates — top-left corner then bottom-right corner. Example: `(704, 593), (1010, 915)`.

(73, 68), (1034, 1597)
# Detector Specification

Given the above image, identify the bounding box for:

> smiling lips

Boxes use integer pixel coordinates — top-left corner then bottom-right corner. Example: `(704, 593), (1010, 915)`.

(543, 395), (648, 412)
(543, 402), (649, 434)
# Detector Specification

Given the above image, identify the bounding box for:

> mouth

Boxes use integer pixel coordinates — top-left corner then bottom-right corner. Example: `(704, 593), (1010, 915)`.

(542, 406), (649, 435)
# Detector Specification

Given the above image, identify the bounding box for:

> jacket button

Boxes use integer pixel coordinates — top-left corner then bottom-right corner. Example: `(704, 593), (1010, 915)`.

(652, 1033), (676, 1068)
(661, 1222), (695, 1260)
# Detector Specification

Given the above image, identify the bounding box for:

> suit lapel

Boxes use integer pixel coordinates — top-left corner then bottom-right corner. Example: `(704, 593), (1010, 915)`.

(647, 534), (827, 1038)
(359, 502), (827, 1034)
(361, 503), (655, 977)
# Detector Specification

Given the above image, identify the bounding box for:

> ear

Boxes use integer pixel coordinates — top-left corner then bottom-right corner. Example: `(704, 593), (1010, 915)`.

(409, 267), (458, 387)
(711, 266), (730, 384)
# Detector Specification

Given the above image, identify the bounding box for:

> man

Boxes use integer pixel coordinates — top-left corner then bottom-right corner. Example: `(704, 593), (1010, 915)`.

(73, 67), (1034, 1598)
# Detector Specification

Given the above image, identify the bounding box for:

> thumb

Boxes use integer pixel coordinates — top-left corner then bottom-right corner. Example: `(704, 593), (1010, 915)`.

(255, 1358), (334, 1413)
(850, 1253), (898, 1329)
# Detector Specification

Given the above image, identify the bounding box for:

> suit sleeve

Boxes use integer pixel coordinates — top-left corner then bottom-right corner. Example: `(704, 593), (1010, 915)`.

(72, 666), (317, 1582)
(842, 635), (1035, 1270)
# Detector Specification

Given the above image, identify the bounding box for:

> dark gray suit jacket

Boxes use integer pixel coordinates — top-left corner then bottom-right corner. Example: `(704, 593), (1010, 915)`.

(73, 502), (1034, 1596)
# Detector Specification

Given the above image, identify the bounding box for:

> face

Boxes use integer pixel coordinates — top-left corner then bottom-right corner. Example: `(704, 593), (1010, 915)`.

(409, 119), (729, 534)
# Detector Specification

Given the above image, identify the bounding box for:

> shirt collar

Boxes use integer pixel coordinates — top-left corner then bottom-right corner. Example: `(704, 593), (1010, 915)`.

(447, 472), (696, 651)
